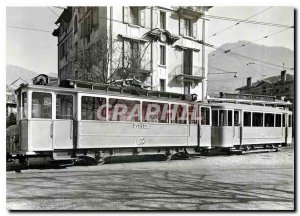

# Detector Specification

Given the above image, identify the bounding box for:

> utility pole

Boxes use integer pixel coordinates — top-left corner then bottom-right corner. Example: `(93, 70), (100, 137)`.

(202, 18), (207, 102)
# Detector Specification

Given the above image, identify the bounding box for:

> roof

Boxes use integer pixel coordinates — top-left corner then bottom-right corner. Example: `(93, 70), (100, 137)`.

(236, 74), (294, 91)
(209, 102), (292, 114)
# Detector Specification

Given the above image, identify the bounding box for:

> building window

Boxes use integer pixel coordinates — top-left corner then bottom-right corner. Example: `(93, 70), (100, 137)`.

(160, 45), (166, 65)
(160, 79), (166, 92)
(185, 19), (192, 36)
(276, 89), (279, 94)
(263, 86), (266, 94)
(74, 15), (78, 33)
(183, 50), (193, 75)
(129, 7), (139, 25)
(243, 111), (251, 127)
(264, 113), (274, 127)
(252, 112), (263, 127)
(32, 92), (52, 119)
(160, 11), (166, 29)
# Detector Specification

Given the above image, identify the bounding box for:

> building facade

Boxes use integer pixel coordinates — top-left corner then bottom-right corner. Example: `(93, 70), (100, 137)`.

(52, 6), (211, 101)
(236, 70), (294, 102)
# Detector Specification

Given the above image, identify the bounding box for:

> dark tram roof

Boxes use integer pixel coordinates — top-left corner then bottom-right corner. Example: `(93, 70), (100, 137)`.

(15, 79), (200, 104)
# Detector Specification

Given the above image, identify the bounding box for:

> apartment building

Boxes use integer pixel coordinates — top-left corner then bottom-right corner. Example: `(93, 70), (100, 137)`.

(52, 6), (211, 101)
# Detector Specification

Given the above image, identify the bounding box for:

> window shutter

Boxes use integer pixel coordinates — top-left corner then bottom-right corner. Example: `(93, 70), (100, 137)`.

(156, 10), (160, 28)
(179, 18), (185, 36)
(140, 8), (145, 27)
(123, 6), (129, 23)
(193, 20), (197, 38)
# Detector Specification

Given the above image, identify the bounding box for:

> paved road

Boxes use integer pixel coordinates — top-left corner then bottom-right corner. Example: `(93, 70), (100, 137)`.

(7, 147), (294, 210)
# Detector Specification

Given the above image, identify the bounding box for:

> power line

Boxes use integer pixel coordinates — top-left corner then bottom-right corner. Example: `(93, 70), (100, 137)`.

(204, 14), (293, 28)
(224, 27), (293, 52)
(206, 6), (273, 40)
(7, 25), (52, 33)
(207, 42), (293, 70)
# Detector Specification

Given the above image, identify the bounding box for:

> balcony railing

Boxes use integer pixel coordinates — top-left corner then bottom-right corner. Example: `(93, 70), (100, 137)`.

(173, 65), (204, 83)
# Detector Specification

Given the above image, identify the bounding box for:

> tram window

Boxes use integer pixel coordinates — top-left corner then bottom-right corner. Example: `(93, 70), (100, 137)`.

(22, 92), (27, 119)
(201, 107), (210, 125)
(288, 115), (292, 127)
(243, 112), (251, 127)
(212, 110), (218, 126)
(228, 110), (232, 126)
(219, 110), (227, 126)
(188, 105), (198, 124)
(32, 92), (52, 119)
(56, 94), (73, 119)
(282, 114), (286, 127)
(170, 104), (187, 124)
(234, 111), (239, 126)
(264, 113), (274, 127)
(81, 96), (106, 121)
(142, 101), (169, 123)
(252, 112), (263, 127)
(109, 98), (140, 122)
(275, 114), (281, 127)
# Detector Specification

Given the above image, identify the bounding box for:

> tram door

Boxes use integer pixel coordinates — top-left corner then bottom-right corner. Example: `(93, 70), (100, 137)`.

(53, 94), (75, 149)
(199, 106), (211, 148)
(233, 110), (241, 146)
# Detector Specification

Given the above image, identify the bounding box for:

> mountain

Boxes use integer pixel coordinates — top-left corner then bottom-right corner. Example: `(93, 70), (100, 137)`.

(207, 41), (294, 97)
(6, 65), (57, 88)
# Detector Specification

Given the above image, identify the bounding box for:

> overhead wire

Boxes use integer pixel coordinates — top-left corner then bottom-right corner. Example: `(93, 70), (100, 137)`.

(206, 6), (274, 40)
(7, 25), (53, 33)
(204, 14), (293, 28)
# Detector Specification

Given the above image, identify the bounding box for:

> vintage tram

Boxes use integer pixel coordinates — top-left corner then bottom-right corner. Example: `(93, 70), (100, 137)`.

(208, 94), (293, 151)
(9, 79), (293, 166)
(13, 80), (211, 166)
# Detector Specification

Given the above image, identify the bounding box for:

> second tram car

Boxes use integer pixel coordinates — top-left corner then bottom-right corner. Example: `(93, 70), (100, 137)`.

(209, 99), (292, 151)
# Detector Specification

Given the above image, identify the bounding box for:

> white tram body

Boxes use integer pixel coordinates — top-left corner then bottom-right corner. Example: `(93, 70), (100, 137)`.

(14, 82), (212, 163)
(210, 102), (293, 150)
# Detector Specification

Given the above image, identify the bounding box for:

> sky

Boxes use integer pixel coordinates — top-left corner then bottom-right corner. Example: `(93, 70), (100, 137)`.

(6, 6), (295, 75)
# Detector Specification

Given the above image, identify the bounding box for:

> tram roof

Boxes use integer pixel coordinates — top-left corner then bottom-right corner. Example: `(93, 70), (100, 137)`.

(15, 82), (208, 105)
(209, 102), (292, 113)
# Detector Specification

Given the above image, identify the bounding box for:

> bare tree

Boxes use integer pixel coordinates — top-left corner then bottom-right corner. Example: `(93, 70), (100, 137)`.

(73, 32), (151, 87)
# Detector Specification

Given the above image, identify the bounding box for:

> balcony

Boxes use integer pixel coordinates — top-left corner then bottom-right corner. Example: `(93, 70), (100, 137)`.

(174, 66), (204, 84)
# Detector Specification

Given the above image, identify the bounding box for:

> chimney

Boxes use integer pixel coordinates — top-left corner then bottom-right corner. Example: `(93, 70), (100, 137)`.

(247, 77), (252, 88)
(281, 70), (286, 82)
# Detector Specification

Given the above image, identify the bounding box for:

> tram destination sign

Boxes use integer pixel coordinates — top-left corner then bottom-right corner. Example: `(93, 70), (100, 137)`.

(220, 92), (276, 102)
